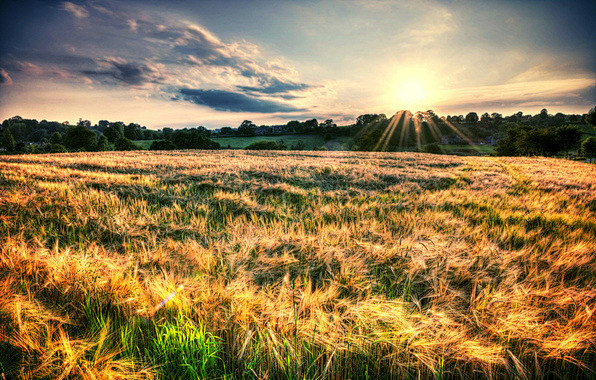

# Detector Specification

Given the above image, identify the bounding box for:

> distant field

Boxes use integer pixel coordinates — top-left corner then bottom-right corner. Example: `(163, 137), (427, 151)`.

(133, 139), (158, 149)
(440, 144), (495, 154)
(212, 134), (352, 150)
(1, 151), (595, 379)
(133, 135), (352, 151)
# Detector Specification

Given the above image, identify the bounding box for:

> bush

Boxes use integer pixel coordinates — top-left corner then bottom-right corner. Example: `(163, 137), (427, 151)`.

(150, 140), (177, 150)
(49, 144), (67, 153)
(245, 141), (287, 150)
(114, 137), (143, 151)
(422, 143), (443, 154)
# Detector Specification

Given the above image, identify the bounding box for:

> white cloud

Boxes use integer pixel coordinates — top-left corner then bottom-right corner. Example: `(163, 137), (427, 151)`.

(0, 69), (12, 85)
(61, 2), (89, 19)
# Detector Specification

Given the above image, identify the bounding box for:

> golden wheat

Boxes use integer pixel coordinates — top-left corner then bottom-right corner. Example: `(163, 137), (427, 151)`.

(0, 150), (594, 379)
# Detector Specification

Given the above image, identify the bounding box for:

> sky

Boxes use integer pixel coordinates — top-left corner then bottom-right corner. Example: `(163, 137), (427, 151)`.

(0, 0), (594, 129)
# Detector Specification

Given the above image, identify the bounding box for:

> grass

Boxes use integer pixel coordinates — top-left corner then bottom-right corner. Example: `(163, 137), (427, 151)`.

(133, 140), (159, 149)
(0, 150), (595, 379)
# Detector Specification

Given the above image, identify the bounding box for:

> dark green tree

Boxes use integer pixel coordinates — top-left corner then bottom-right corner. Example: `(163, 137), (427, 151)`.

(555, 125), (582, 157)
(495, 125), (560, 156)
(103, 122), (125, 143)
(124, 123), (142, 140)
(96, 135), (110, 151)
(62, 125), (98, 151)
(2, 128), (15, 152)
(465, 112), (479, 123)
(238, 120), (256, 136)
(585, 107), (596, 130)
(50, 131), (62, 145)
(581, 137), (596, 163)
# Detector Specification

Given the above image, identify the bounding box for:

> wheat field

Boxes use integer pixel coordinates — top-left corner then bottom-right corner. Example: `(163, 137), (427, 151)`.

(0, 150), (595, 379)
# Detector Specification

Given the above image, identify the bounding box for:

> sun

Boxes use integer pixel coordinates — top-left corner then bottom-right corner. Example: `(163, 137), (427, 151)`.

(397, 80), (426, 109)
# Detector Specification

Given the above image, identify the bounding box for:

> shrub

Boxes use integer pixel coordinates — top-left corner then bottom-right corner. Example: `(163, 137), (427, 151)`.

(422, 143), (443, 154)
(114, 137), (143, 151)
(150, 140), (177, 150)
(49, 143), (67, 153)
(245, 141), (286, 150)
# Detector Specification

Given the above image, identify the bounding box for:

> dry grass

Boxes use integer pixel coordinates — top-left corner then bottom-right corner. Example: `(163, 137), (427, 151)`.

(0, 150), (595, 379)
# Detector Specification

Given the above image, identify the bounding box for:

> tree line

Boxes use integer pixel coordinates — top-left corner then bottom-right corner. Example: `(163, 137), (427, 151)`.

(0, 117), (221, 153)
(1, 107), (595, 160)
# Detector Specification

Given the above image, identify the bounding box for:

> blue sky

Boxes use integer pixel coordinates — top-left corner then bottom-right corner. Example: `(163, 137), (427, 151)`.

(0, 0), (594, 129)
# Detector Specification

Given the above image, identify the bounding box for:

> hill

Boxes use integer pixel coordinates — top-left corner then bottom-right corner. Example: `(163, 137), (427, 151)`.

(1, 151), (595, 379)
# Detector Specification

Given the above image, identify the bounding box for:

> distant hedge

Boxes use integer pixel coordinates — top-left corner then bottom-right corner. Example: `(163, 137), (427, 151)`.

(245, 141), (287, 150)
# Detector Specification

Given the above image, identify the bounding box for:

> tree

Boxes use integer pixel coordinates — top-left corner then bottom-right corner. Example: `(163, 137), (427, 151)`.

(465, 112), (479, 123)
(2, 128), (15, 152)
(356, 114), (385, 126)
(62, 125), (98, 151)
(50, 132), (62, 145)
(495, 125), (561, 157)
(555, 125), (582, 156)
(554, 112), (566, 126)
(581, 137), (596, 162)
(103, 122), (124, 143)
(518, 127), (559, 156)
(585, 107), (596, 130)
(124, 123), (142, 140)
(96, 135), (110, 151)
(219, 127), (233, 136)
(303, 119), (318, 131)
(238, 120), (256, 136)
(286, 120), (301, 132)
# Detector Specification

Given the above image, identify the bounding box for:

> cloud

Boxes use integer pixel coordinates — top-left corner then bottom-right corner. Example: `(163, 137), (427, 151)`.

(81, 57), (165, 86)
(0, 68), (12, 85)
(434, 76), (596, 112)
(61, 2), (89, 18)
(180, 88), (305, 113)
(238, 77), (314, 94)
(6, 1), (323, 119)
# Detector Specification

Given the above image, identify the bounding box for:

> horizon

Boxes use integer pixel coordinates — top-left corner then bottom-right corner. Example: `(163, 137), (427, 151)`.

(1, 0), (594, 129)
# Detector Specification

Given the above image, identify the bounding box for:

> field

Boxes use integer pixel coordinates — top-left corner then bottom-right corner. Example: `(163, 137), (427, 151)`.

(133, 135), (352, 151)
(439, 145), (495, 155)
(210, 135), (352, 150)
(0, 150), (595, 379)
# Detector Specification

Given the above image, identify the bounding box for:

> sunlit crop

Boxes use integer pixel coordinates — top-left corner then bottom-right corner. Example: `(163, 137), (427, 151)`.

(1, 150), (594, 379)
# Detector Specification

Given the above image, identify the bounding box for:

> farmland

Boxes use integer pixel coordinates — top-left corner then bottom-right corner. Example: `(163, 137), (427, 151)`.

(0, 150), (595, 379)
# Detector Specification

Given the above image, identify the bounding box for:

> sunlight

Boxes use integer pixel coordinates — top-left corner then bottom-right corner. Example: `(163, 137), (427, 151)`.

(398, 80), (426, 108)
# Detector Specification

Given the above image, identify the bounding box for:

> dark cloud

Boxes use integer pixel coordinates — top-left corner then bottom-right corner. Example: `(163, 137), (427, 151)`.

(82, 58), (163, 85)
(238, 77), (314, 94)
(180, 88), (305, 113)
